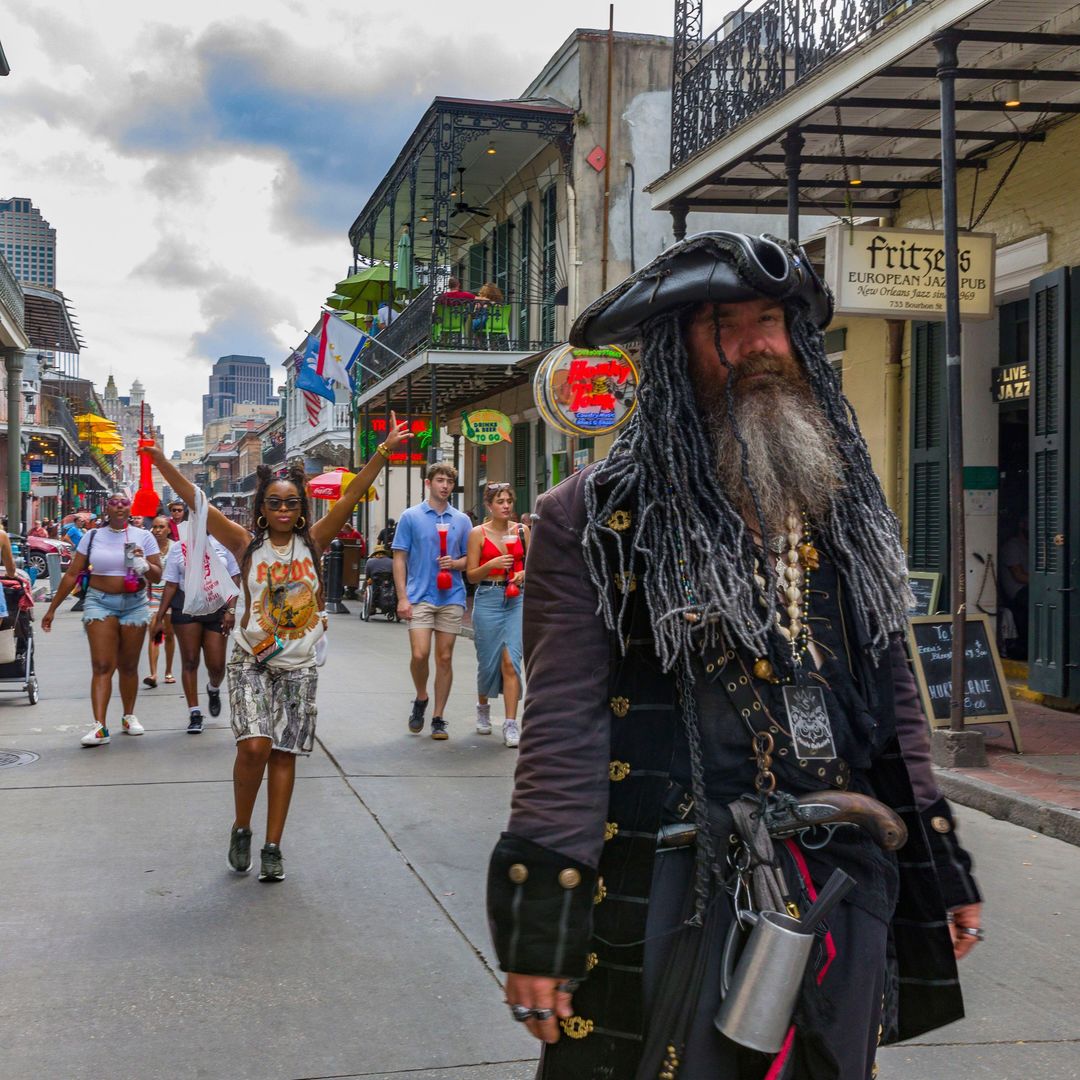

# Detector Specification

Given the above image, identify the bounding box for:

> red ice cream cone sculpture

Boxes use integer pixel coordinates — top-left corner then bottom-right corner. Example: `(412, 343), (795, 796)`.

(131, 437), (160, 517)
(505, 536), (522, 598)
(436, 524), (452, 591)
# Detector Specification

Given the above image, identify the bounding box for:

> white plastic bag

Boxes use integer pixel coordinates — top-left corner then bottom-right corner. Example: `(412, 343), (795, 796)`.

(183, 487), (240, 616)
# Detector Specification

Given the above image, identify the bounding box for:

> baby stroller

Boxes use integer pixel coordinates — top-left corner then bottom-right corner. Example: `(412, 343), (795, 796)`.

(360, 552), (398, 622)
(0, 576), (38, 704)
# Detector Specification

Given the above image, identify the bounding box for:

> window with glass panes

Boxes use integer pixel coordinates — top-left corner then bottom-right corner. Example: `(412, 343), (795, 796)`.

(541, 185), (558, 341)
(493, 222), (510, 302)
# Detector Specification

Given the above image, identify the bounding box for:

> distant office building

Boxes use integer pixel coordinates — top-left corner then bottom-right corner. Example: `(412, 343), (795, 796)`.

(0, 197), (56, 287)
(202, 354), (276, 426)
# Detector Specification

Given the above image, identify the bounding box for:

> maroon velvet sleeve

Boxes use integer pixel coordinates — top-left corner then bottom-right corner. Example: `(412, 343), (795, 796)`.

(889, 635), (942, 809)
(507, 476), (612, 870)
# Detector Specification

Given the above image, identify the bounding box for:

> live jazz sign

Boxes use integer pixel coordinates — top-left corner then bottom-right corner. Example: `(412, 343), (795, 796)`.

(825, 226), (995, 320)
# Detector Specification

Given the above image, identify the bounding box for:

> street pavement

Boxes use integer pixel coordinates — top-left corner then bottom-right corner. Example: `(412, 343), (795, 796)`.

(2, 601), (1078, 1080)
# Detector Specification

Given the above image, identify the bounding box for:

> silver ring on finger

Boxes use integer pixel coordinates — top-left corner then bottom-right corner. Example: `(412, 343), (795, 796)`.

(510, 1004), (533, 1022)
(531, 1008), (555, 1021)
(960, 926), (985, 941)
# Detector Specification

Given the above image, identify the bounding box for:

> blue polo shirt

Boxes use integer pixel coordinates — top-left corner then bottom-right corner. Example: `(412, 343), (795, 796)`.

(392, 500), (471, 607)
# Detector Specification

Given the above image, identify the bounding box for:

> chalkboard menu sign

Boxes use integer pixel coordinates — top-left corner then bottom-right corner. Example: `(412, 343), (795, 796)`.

(907, 572), (941, 616)
(906, 614), (1021, 752)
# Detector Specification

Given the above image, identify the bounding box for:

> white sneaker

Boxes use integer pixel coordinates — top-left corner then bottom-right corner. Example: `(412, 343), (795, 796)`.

(81, 723), (110, 747)
(476, 705), (492, 735)
(503, 719), (520, 748)
(122, 714), (145, 736)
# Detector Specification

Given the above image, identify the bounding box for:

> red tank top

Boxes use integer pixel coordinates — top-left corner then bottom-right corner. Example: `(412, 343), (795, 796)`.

(480, 528), (508, 578)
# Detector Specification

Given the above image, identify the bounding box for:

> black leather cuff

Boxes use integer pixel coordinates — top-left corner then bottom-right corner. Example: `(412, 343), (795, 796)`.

(487, 833), (597, 978)
(921, 797), (982, 909)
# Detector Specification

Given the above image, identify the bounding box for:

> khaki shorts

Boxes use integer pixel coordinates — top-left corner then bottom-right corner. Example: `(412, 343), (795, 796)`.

(408, 602), (464, 634)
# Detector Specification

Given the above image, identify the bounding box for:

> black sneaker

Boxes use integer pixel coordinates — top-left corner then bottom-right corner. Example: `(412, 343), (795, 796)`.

(408, 698), (429, 735)
(430, 716), (449, 741)
(207, 686), (222, 717)
(187, 710), (204, 734)
(228, 826), (252, 874)
(258, 843), (285, 882)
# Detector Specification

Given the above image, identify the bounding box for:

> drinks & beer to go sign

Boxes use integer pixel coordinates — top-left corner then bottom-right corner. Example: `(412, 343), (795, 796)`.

(462, 409), (513, 445)
(533, 344), (639, 437)
(824, 225), (994, 320)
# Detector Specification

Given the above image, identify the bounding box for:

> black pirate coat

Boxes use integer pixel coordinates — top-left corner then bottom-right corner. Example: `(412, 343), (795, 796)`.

(487, 468), (980, 1080)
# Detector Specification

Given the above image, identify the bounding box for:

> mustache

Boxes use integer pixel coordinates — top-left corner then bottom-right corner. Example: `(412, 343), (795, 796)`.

(727, 351), (796, 385)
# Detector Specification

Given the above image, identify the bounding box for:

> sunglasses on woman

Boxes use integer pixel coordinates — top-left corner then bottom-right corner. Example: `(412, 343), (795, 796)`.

(107, 498), (131, 508)
(265, 497), (302, 511)
(486, 483), (512, 493)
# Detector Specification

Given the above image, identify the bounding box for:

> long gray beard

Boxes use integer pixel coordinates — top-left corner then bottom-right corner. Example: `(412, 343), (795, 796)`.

(710, 380), (844, 536)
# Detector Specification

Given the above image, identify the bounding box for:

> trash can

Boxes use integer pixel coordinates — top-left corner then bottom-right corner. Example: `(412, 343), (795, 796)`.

(341, 540), (363, 598)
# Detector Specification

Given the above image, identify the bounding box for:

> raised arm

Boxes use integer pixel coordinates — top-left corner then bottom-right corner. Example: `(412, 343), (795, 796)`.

(311, 411), (411, 549)
(140, 443), (250, 560)
(0, 531), (15, 577)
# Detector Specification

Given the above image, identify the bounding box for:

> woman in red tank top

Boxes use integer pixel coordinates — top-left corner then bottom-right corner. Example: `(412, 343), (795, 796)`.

(465, 482), (530, 747)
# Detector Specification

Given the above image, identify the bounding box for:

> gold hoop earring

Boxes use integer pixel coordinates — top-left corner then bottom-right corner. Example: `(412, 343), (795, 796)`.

(295, 516), (306, 530)
(257, 515), (268, 529)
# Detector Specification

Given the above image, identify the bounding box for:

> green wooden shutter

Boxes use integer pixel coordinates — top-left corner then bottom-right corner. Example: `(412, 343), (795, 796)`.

(908, 321), (949, 597)
(493, 222), (510, 300)
(468, 243), (486, 292)
(517, 204), (532, 344)
(534, 420), (547, 495)
(513, 422), (531, 513)
(541, 186), (558, 341)
(1028, 268), (1070, 695)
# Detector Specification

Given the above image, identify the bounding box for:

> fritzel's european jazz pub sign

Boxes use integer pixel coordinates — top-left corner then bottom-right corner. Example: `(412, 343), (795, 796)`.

(824, 225), (995, 321)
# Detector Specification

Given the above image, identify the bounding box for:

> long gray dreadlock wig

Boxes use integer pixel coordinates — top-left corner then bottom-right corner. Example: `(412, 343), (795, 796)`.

(581, 298), (911, 673)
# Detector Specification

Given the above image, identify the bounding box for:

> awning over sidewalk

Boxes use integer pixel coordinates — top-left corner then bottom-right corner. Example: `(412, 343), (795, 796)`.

(649, 0), (1080, 221)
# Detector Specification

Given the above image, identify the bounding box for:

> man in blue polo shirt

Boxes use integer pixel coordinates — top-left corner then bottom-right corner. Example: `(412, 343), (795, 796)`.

(392, 463), (471, 740)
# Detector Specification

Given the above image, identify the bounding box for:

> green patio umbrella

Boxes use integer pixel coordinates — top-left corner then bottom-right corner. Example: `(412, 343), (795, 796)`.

(324, 293), (354, 310)
(395, 227), (414, 292)
(334, 264), (392, 304)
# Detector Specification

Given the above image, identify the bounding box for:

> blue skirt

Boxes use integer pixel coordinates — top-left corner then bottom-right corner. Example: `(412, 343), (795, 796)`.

(472, 585), (523, 698)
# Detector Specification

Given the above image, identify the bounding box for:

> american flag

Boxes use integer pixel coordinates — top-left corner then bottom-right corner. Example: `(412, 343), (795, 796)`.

(292, 349), (323, 426)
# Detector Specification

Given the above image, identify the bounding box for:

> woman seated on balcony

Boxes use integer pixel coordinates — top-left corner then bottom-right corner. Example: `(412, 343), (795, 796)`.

(471, 282), (504, 333)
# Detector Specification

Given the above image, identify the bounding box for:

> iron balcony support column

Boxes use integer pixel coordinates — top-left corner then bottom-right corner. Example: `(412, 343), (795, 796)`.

(362, 401), (371, 542)
(384, 393), (392, 539)
(781, 127), (804, 243)
(452, 433), (460, 509)
(4, 348), (23, 535)
(934, 33), (985, 763)
(405, 372), (412, 508)
(429, 366), (438, 466)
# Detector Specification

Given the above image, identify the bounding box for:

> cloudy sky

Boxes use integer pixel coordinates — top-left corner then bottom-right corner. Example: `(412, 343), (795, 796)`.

(0, 0), (706, 448)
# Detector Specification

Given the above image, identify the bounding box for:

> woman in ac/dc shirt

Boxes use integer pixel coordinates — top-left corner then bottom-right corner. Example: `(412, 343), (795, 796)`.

(142, 413), (410, 883)
(42, 494), (163, 746)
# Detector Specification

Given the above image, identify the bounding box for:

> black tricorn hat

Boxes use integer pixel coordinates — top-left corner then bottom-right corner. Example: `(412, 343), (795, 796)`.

(569, 231), (833, 347)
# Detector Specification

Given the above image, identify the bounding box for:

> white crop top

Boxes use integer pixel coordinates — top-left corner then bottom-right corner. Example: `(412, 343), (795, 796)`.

(76, 526), (160, 577)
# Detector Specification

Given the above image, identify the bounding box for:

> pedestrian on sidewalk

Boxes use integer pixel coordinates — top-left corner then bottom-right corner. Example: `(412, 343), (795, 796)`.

(41, 494), (163, 746)
(487, 233), (983, 1079)
(143, 515), (176, 689)
(466, 482), (528, 747)
(142, 415), (410, 882)
(149, 533), (240, 733)
(392, 463), (471, 740)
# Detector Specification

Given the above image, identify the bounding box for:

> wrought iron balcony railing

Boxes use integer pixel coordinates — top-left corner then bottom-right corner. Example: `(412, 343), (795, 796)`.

(671, 0), (926, 167)
(359, 285), (562, 389)
(0, 252), (25, 335)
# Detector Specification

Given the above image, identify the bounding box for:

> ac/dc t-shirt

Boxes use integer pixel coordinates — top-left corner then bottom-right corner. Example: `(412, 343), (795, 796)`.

(235, 537), (324, 670)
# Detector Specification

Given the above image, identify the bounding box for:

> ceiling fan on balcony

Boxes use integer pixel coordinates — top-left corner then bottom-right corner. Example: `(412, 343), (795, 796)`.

(451, 167), (492, 218)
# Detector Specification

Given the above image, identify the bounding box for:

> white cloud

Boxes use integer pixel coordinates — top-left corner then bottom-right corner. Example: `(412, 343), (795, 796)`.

(0, 0), (676, 447)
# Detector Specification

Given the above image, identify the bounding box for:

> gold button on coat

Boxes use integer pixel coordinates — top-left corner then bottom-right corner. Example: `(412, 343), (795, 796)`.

(558, 868), (582, 889)
(508, 863), (529, 884)
(931, 816), (951, 834)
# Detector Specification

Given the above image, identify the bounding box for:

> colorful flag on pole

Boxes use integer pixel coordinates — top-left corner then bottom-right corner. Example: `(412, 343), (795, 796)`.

(292, 346), (325, 426)
(318, 311), (365, 389)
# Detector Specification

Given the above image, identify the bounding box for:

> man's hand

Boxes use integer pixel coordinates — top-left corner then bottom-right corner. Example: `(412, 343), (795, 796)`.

(397, 598), (413, 621)
(504, 973), (575, 1044)
(949, 902), (983, 960)
(437, 555), (455, 570)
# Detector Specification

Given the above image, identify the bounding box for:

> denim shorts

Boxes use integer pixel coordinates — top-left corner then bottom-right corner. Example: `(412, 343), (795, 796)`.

(82, 587), (151, 627)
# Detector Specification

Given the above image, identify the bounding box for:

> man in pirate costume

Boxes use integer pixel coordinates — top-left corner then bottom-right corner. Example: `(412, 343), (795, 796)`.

(486, 232), (983, 1080)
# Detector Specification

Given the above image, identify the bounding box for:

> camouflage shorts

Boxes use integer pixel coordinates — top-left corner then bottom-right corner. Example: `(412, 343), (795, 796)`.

(227, 649), (318, 755)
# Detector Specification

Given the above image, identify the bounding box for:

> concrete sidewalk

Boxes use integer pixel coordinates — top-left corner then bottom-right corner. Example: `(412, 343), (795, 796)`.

(935, 697), (1080, 847)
